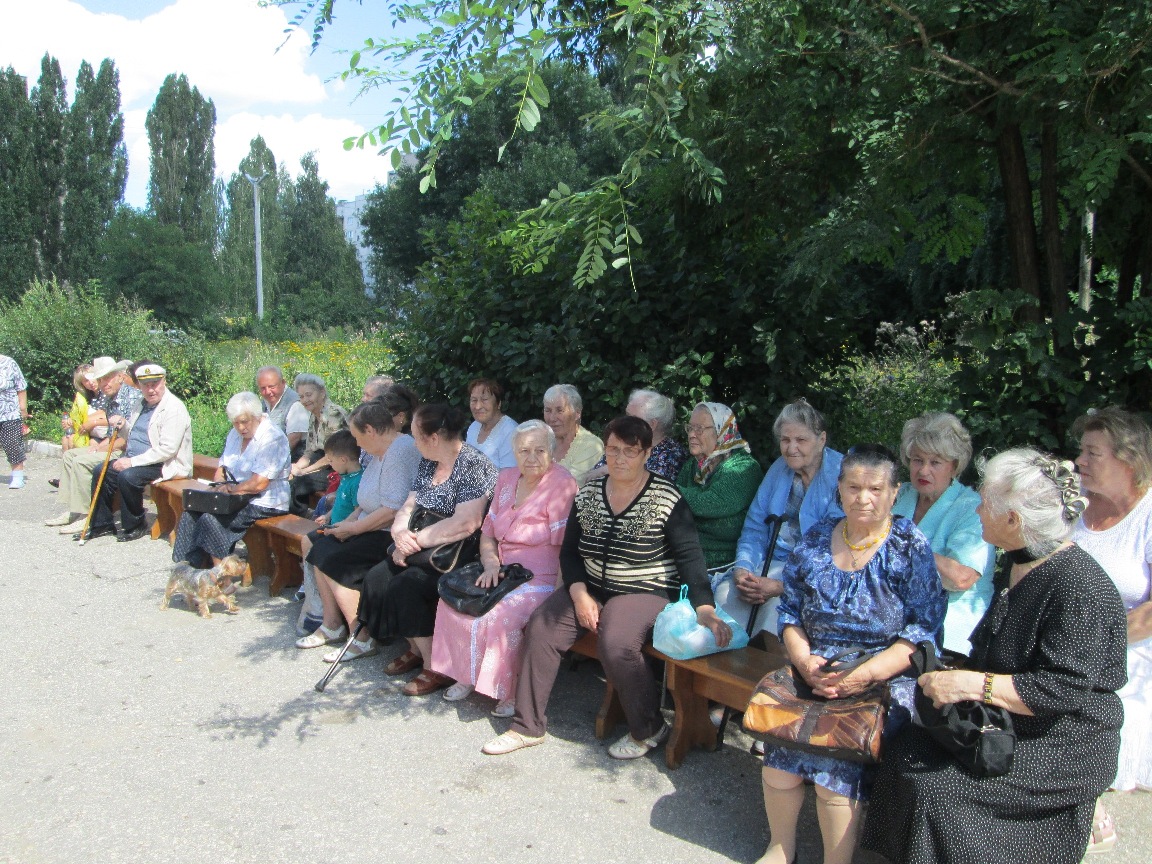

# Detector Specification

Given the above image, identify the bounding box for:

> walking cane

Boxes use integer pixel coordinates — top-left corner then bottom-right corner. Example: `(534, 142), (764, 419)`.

(715, 513), (784, 746)
(77, 435), (118, 546)
(314, 622), (365, 692)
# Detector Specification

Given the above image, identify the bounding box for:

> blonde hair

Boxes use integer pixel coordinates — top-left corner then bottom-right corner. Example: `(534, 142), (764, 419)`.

(1072, 407), (1152, 491)
(900, 411), (973, 476)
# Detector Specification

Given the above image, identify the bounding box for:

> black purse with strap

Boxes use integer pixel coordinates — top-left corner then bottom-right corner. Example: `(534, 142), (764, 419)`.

(437, 562), (533, 617)
(910, 640), (1016, 778)
(182, 467), (255, 515)
(387, 506), (483, 574)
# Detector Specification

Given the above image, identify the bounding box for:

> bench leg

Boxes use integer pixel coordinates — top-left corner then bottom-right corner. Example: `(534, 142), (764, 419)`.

(153, 496), (179, 543)
(245, 530), (274, 588)
(268, 539), (303, 597)
(664, 662), (717, 770)
(595, 680), (625, 740)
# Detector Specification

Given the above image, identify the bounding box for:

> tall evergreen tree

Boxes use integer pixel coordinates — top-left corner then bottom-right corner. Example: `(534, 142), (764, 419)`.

(279, 152), (370, 326)
(145, 73), (216, 245)
(0, 67), (36, 301)
(63, 59), (128, 284)
(30, 53), (68, 279)
(219, 136), (284, 315)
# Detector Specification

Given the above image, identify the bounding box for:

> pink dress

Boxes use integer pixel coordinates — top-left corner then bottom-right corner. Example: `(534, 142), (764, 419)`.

(430, 463), (578, 700)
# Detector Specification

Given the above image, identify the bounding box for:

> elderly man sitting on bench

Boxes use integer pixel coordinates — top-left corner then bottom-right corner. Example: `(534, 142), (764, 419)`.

(79, 362), (192, 543)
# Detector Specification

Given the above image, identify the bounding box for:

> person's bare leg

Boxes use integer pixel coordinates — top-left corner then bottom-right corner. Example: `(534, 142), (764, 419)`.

(813, 783), (864, 864)
(756, 767), (804, 864)
(330, 582), (364, 633)
(315, 569), (345, 629)
(410, 635), (433, 660)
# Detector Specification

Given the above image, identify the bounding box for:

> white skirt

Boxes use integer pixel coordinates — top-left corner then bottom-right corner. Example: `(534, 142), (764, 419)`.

(1114, 636), (1152, 792)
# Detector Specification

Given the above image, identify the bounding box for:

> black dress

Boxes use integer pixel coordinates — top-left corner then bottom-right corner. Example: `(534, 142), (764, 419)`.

(862, 544), (1128, 864)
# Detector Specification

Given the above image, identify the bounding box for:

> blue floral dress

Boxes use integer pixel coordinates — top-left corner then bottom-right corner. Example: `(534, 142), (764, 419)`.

(763, 515), (947, 799)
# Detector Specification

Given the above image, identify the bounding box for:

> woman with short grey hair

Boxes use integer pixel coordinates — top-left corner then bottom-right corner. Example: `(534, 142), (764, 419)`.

(893, 411), (993, 657)
(172, 391), (291, 566)
(542, 383), (603, 483)
(864, 448), (1128, 864)
(225, 391), (264, 423)
(586, 389), (689, 483)
(723, 398), (844, 636)
(513, 418), (556, 453)
(289, 373), (349, 515)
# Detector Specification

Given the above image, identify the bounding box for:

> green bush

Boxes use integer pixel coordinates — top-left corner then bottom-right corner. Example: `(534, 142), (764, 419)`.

(0, 278), (157, 407)
(186, 396), (232, 455)
(812, 322), (960, 455)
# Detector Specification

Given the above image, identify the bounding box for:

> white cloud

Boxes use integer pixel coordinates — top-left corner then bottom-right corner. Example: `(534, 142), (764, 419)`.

(216, 112), (391, 201)
(2, 0), (393, 206)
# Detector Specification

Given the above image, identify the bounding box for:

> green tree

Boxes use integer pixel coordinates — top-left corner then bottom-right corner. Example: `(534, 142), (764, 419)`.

(98, 207), (224, 326)
(30, 53), (68, 280)
(146, 73), (217, 246)
(62, 59), (128, 284)
(0, 67), (37, 302)
(277, 152), (371, 327)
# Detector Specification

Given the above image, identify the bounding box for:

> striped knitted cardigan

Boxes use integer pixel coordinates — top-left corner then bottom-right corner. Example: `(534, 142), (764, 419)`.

(560, 473), (714, 607)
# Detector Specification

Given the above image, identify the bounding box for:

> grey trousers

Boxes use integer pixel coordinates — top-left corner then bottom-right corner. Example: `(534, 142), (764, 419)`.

(510, 588), (668, 741)
(59, 447), (109, 514)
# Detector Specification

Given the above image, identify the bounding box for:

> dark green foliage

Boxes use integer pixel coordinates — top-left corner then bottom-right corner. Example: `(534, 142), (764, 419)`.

(0, 67), (37, 302)
(146, 73), (217, 245)
(63, 59), (128, 284)
(363, 64), (626, 284)
(30, 54), (68, 280)
(98, 208), (225, 327)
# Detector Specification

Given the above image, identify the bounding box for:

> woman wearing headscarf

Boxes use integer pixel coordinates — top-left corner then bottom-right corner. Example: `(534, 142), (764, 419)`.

(676, 402), (764, 572)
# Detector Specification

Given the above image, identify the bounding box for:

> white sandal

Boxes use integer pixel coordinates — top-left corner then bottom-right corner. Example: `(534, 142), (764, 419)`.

(608, 722), (669, 760)
(322, 637), (378, 663)
(443, 682), (475, 701)
(294, 623), (347, 649)
(492, 700), (516, 718)
(482, 730), (545, 755)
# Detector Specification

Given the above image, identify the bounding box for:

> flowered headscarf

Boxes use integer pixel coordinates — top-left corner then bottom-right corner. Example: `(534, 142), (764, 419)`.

(693, 402), (752, 486)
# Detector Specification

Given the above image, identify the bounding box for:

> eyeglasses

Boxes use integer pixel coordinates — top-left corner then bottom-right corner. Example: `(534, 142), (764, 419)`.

(685, 424), (715, 436)
(605, 445), (644, 460)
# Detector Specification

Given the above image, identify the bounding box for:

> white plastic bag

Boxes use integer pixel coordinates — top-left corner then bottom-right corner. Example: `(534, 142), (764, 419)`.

(653, 584), (749, 660)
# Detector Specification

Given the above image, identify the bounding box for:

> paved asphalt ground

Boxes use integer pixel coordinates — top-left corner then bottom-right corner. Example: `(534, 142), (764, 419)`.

(2, 450), (1149, 864)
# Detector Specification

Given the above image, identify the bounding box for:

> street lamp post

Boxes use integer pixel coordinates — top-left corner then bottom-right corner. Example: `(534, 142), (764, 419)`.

(242, 172), (268, 320)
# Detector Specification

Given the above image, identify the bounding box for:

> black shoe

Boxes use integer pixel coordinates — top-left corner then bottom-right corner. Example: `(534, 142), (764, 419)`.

(48, 478), (60, 488)
(117, 524), (150, 543)
(74, 524), (116, 541)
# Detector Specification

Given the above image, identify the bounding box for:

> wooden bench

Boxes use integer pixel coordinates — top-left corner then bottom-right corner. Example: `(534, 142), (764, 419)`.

(569, 631), (787, 769)
(244, 514), (316, 597)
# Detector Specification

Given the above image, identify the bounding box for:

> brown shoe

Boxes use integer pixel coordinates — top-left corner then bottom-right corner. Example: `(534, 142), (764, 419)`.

(384, 649), (423, 676)
(402, 670), (452, 697)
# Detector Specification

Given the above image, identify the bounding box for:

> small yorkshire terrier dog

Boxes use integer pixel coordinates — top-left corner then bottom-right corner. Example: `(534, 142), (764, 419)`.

(161, 555), (247, 618)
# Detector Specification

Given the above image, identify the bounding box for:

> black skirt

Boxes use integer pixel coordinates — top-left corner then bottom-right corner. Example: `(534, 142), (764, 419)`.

(358, 561), (441, 641)
(306, 529), (392, 590)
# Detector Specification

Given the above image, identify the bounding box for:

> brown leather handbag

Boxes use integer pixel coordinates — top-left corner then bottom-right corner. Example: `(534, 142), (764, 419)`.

(742, 647), (890, 764)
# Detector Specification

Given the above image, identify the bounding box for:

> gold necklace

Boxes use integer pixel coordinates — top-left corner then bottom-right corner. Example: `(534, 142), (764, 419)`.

(841, 517), (892, 569)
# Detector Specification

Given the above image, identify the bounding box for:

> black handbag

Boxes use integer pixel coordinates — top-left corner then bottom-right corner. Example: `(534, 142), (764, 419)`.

(910, 641), (1016, 778)
(437, 562), (533, 617)
(182, 468), (255, 515)
(388, 506), (483, 574)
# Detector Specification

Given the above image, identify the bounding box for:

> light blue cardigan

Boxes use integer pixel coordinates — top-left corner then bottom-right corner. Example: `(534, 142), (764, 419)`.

(893, 479), (995, 656)
(733, 448), (845, 577)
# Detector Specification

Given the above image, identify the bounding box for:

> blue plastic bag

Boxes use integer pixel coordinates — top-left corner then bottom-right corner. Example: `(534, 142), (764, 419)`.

(653, 584), (749, 660)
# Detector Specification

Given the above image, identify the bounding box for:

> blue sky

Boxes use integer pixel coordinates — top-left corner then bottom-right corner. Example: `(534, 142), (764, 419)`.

(2, 0), (408, 207)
